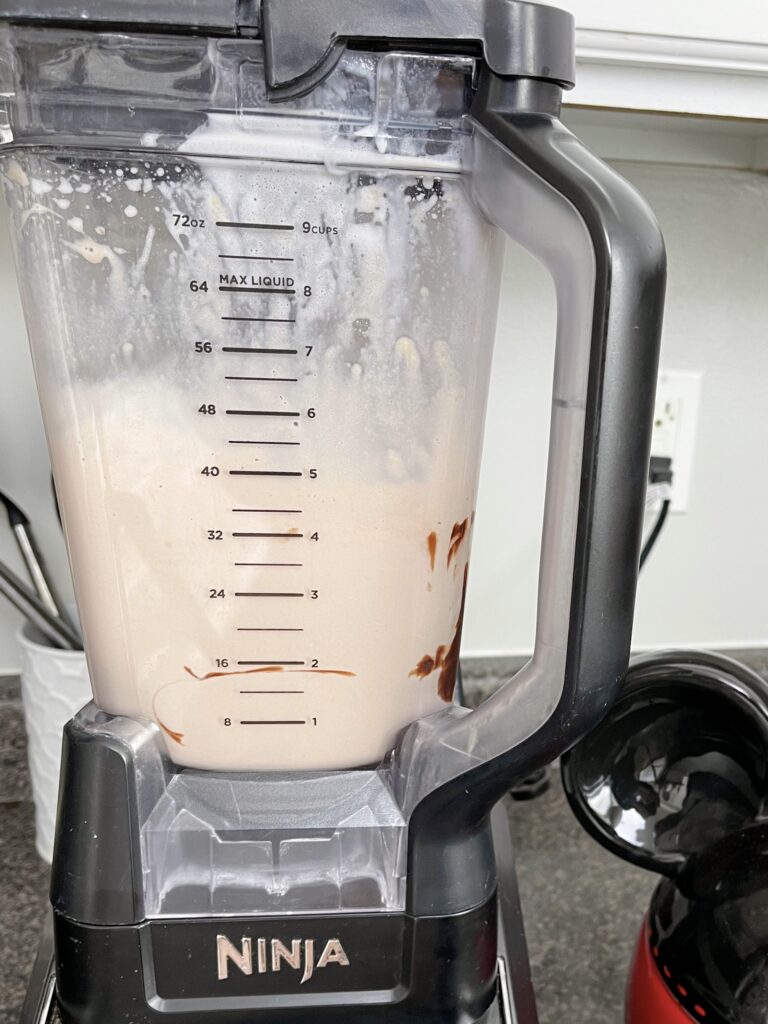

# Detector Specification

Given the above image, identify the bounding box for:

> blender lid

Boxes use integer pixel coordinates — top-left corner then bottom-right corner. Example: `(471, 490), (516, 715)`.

(0, 0), (575, 98)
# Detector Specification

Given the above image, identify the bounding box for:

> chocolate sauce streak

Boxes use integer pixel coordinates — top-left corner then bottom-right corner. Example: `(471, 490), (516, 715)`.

(426, 531), (437, 572)
(409, 565), (469, 703)
(184, 665), (356, 680)
(158, 720), (185, 745)
(411, 654), (435, 678)
(185, 665), (283, 680)
(447, 517), (469, 568)
(300, 669), (357, 676)
(438, 564), (468, 703)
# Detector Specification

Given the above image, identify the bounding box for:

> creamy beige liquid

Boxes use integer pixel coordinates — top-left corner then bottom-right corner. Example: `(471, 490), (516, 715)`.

(3, 127), (502, 770)
(50, 385), (475, 770)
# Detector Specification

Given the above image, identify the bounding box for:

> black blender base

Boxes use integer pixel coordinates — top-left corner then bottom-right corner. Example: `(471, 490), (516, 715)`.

(20, 808), (538, 1024)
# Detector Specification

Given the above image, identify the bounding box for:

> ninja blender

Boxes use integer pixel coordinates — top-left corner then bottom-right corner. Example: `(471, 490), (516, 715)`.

(1, 2), (665, 1021)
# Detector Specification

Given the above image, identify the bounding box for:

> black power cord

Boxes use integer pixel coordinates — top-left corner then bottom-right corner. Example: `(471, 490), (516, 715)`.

(640, 499), (670, 569)
(640, 456), (674, 569)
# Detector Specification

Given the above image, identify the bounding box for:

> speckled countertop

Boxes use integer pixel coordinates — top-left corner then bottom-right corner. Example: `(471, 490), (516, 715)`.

(2, 649), (768, 1024)
(0, 681), (49, 1024)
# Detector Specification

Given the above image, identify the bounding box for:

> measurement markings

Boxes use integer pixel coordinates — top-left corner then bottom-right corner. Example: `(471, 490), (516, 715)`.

(235, 592), (304, 597)
(232, 532), (304, 538)
(229, 470), (303, 478)
(232, 508), (303, 513)
(219, 255), (294, 262)
(240, 720), (306, 725)
(226, 409), (300, 417)
(222, 346), (298, 354)
(225, 376), (298, 382)
(220, 285), (296, 295)
(235, 562), (303, 567)
(237, 627), (304, 632)
(221, 316), (295, 324)
(238, 660), (305, 666)
(229, 440), (300, 447)
(216, 221), (295, 231)
(240, 690), (305, 694)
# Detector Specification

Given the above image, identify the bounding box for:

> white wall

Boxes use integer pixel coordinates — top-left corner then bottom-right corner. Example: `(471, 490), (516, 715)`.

(464, 160), (768, 655)
(0, 161), (767, 668)
(540, 0), (768, 44)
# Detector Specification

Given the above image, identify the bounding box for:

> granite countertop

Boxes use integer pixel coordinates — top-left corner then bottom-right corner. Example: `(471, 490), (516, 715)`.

(3, 648), (768, 1024)
(0, 682), (50, 1024)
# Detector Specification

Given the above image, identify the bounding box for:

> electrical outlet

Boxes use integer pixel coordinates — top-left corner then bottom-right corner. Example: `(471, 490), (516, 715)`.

(651, 370), (702, 513)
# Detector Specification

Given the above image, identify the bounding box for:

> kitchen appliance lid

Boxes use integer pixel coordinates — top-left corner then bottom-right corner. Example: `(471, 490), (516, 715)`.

(0, 0), (576, 98)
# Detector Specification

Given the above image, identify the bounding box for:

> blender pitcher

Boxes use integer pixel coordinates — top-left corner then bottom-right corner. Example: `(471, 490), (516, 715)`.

(0, 4), (664, 777)
(3, 27), (505, 773)
(2, 5), (666, 1024)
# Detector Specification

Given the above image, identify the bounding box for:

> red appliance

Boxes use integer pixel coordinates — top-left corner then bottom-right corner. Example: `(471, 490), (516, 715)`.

(562, 650), (768, 1024)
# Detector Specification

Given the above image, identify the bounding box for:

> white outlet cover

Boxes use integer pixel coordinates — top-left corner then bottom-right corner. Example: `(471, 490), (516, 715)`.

(651, 369), (703, 513)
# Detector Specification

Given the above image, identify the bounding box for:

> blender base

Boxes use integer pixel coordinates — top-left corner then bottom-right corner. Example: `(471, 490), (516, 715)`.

(22, 706), (538, 1024)
(20, 805), (537, 1024)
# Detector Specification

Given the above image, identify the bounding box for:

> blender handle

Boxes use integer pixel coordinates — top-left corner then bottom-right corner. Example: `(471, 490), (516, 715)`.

(467, 75), (667, 768)
(403, 74), (665, 912)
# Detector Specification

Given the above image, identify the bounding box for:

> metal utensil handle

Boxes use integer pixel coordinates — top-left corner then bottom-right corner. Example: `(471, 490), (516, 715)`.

(0, 559), (81, 650)
(0, 490), (79, 635)
(13, 520), (78, 630)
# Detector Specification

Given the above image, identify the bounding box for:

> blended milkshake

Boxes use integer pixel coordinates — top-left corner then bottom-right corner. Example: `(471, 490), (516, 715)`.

(2, 99), (503, 769)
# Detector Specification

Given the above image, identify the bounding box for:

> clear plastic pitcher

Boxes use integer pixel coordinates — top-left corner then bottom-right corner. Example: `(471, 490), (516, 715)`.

(0, 10), (664, 785)
(1, 35), (503, 770)
(1, 10), (668, 1023)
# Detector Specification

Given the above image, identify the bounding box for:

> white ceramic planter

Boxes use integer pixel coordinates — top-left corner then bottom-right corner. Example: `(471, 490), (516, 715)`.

(17, 624), (91, 863)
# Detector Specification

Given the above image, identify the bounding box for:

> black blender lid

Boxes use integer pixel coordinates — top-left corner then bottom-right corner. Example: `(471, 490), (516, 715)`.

(0, 0), (576, 99)
(0, 0), (257, 33)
